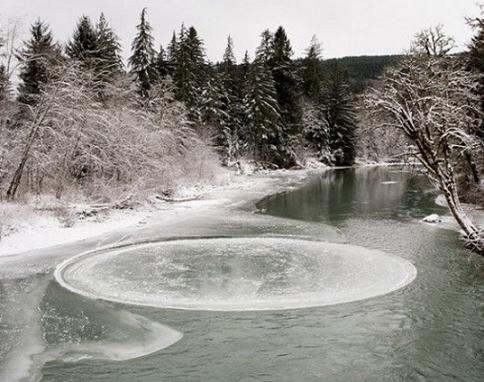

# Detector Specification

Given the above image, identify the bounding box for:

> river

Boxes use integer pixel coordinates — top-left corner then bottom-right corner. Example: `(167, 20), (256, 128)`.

(1, 167), (483, 381)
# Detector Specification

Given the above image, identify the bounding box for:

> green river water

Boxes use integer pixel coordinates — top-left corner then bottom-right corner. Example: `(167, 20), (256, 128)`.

(1, 167), (483, 382)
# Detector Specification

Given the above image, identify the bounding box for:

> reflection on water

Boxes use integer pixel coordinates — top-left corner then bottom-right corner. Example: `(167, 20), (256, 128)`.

(1, 167), (483, 382)
(258, 167), (445, 223)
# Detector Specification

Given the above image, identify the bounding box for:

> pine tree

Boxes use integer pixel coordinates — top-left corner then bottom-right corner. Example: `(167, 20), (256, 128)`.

(222, 35), (236, 78)
(218, 36), (242, 164)
(302, 102), (330, 162)
(321, 66), (358, 166)
(129, 8), (157, 97)
(244, 57), (284, 165)
(95, 13), (123, 84)
(17, 20), (59, 105)
(255, 30), (273, 64)
(302, 35), (322, 103)
(155, 44), (169, 78)
(174, 25), (205, 120)
(200, 72), (235, 160)
(66, 16), (98, 67)
(270, 26), (302, 136)
(166, 31), (178, 76)
(240, 50), (251, 84)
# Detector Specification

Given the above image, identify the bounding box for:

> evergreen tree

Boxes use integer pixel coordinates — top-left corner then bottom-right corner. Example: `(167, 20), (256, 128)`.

(155, 44), (169, 78)
(174, 25), (205, 120)
(129, 8), (157, 97)
(302, 102), (330, 162)
(255, 29), (273, 64)
(199, 72), (237, 163)
(240, 50), (251, 84)
(95, 13), (123, 84)
(17, 20), (59, 105)
(219, 36), (242, 163)
(244, 57), (285, 165)
(302, 35), (323, 102)
(269, 26), (302, 136)
(321, 66), (358, 166)
(66, 16), (98, 67)
(166, 31), (178, 76)
(222, 35), (236, 79)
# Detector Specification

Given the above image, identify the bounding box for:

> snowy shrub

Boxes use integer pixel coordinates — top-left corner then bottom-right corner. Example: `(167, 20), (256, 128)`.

(0, 64), (222, 202)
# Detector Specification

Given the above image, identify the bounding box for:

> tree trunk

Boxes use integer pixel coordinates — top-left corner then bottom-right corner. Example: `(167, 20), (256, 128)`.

(437, 166), (484, 253)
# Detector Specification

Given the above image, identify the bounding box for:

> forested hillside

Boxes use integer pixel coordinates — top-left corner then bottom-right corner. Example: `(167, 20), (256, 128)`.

(320, 55), (403, 92)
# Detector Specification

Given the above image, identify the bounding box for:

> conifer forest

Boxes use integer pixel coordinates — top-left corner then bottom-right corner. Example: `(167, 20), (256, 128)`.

(0, 2), (484, 382)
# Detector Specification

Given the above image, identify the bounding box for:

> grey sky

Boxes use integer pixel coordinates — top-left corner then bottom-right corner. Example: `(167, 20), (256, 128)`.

(2, 0), (481, 62)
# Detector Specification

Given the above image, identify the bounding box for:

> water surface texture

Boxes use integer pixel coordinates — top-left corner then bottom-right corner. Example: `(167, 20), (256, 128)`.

(1, 167), (483, 382)
(56, 238), (416, 311)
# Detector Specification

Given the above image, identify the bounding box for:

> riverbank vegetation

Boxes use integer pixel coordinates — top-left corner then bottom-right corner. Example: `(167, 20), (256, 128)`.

(0, 8), (483, 252)
(363, 23), (484, 252)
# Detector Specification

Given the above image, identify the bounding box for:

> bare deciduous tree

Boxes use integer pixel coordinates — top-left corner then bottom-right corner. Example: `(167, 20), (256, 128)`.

(365, 29), (484, 253)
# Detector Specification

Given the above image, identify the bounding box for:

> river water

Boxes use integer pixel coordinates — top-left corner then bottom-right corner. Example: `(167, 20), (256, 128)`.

(1, 167), (483, 381)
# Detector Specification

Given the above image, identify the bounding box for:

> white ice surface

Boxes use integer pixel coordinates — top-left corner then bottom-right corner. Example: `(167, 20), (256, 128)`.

(55, 237), (417, 311)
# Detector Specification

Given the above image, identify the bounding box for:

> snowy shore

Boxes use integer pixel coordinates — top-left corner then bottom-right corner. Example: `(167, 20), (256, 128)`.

(0, 165), (321, 258)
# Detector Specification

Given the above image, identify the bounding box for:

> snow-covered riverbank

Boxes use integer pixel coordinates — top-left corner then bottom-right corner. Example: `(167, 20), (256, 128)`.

(0, 166), (320, 258)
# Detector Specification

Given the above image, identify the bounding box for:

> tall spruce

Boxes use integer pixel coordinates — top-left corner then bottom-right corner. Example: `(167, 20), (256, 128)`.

(166, 31), (178, 76)
(155, 44), (169, 78)
(270, 26), (302, 137)
(244, 57), (283, 165)
(199, 72), (238, 164)
(95, 13), (123, 84)
(302, 35), (323, 102)
(66, 16), (98, 68)
(129, 8), (157, 97)
(321, 65), (358, 166)
(255, 29), (273, 64)
(17, 20), (59, 105)
(220, 35), (241, 163)
(174, 25), (205, 120)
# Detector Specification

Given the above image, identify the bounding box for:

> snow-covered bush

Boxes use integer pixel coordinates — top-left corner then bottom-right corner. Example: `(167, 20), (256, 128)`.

(0, 64), (222, 202)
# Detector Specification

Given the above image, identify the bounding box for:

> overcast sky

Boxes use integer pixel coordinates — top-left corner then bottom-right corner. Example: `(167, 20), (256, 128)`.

(2, 0), (481, 62)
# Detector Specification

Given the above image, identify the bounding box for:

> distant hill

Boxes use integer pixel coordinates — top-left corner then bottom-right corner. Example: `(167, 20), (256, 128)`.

(321, 55), (403, 93)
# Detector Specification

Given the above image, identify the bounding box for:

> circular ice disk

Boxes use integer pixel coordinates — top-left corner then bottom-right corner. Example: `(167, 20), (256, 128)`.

(55, 238), (416, 311)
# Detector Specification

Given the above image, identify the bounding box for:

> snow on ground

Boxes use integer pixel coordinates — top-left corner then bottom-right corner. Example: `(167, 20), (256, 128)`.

(0, 203), (150, 257)
(0, 167), (315, 257)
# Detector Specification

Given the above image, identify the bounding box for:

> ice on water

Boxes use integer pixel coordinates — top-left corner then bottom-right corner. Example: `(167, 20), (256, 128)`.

(56, 237), (417, 311)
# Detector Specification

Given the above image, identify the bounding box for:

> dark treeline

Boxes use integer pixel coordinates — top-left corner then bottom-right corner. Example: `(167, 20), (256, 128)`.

(320, 55), (403, 93)
(3, 8), (363, 170)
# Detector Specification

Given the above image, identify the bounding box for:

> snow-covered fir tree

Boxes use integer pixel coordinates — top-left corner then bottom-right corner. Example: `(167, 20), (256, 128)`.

(129, 8), (157, 98)
(174, 25), (205, 121)
(302, 102), (330, 162)
(269, 26), (302, 138)
(322, 65), (357, 166)
(95, 13), (123, 85)
(302, 35), (323, 103)
(255, 30), (273, 64)
(166, 31), (178, 76)
(199, 72), (238, 165)
(66, 16), (98, 67)
(155, 44), (169, 78)
(17, 20), (60, 105)
(244, 57), (285, 166)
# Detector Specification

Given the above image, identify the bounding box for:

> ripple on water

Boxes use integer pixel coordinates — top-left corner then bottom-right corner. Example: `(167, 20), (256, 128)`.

(55, 237), (417, 311)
